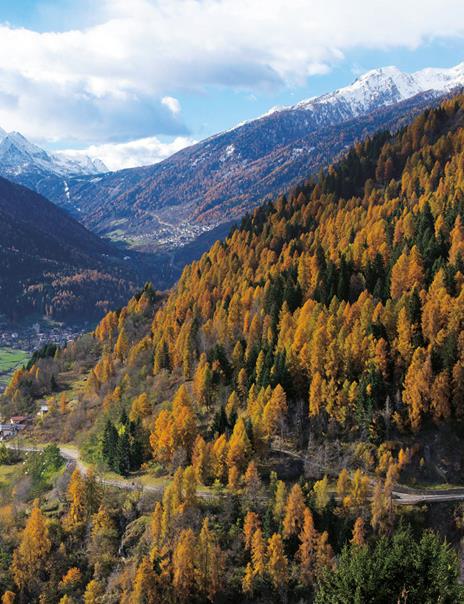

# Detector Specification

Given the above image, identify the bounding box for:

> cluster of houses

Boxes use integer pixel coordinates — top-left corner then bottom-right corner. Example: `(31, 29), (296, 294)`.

(0, 404), (48, 441)
(0, 320), (87, 354)
(0, 415), (31, 440)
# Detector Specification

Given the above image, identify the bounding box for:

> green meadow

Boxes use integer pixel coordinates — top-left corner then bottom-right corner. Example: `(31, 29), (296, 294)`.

(0, 348), (29, 387)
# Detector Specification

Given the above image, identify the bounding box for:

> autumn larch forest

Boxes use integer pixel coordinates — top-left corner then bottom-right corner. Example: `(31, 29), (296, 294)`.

(3, 95), (464, 603)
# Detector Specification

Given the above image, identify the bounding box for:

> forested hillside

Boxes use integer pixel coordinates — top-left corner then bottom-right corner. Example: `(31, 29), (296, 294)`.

(0, 177), (141, 320)
(82, 93), (464, 441)
(3, 94), (464, 603)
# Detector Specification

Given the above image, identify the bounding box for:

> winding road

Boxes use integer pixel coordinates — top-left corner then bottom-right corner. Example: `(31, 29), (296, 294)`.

(8, 441), (464, 505)
(272, 446), (464, 506)
(8, 442), (166, 495)
(392, 488), (464, 505)
(7, 441), (219, 500)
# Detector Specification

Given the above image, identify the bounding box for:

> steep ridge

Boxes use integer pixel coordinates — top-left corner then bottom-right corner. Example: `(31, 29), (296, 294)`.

(0, 176), (139, 320)
(5, 93), (464, 604)
(12, 92), (464, 467)
(0, 130), (107, 177)
(37, 63), (464, 255)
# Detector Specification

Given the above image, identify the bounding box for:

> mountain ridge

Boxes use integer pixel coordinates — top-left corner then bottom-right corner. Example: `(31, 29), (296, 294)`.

(43, 90), (445, 255)
(0, 176), (140, 321)
(0, 128), (108, 213)
(1, 63), (463, 291)
(0, 129), (108, 177)
(32, 62), (463, 263)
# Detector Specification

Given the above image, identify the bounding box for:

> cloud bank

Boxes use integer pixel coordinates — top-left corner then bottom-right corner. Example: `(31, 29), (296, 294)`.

(0, 0), (463, 165)
(60, 135), (196, 171)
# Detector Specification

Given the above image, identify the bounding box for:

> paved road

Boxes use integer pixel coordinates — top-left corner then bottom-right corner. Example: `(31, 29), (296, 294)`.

(10, 442), (464, 504)
(8, 442), (166, 494)
(272, 446), (464, 505)
(393, 490), (464, 505)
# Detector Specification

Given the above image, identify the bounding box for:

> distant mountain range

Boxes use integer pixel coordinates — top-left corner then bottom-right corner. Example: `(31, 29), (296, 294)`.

(25, 62), (462, 257)
(0, 176), (143, 321)
(0, 128), (108, 208)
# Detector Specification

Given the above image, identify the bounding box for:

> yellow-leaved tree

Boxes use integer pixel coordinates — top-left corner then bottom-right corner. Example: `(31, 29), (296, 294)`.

(12, 500), (51, 593)
(172, 528), (196, 602)
(283, 484), (306, 537)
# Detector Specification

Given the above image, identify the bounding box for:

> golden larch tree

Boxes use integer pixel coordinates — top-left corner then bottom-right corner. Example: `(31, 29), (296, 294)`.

(83, 579), (105, 604)
(267, 533), (288, 590)
(297, 507), (318, 586)
(243, 511), (261, 551)
(63, 469), (87, 532)
(251, 528), (266, 578)
(172, 528), (197, 602)
(12, 500), (51, 592)
(273, 480), (287, 523)
(351, 517), (365, 546)
(227, 418), (252, 471)
(132, 556), (158, 604)
(313, 475), (330, 512)
(262, 384), (287, 439)
(197, 517), (223, 602)
(283, 484), (306, 537)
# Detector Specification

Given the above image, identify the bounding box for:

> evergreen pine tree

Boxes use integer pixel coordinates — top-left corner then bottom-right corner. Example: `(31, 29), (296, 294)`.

(115, 430), (131, 476)
(102, 420), (118, 470)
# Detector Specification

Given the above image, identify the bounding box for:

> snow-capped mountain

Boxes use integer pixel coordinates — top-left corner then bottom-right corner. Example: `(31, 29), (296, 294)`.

(0, 129), (108, 177)
(259, 62), (464, 125)
(52, 152), (108, 177)
(6, 62), (464, 288)
(0, 128), (108, 206)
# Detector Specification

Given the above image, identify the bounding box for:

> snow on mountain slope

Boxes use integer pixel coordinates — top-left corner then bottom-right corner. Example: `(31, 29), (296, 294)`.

(0, 128), (108, 178)
(213, 63), (464, 144)
(269, 63), (464, 120)
(413, 62), (464, 93)
(49, 93), (445, 254)
(53, 152), (109, 176)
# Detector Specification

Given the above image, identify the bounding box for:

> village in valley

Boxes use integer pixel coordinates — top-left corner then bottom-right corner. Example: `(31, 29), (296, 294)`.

(0, 316), (93, 394)
(0, 316), (91, 354)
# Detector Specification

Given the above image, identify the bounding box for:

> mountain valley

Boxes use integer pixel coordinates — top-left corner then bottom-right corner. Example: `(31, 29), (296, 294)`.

(27, 63), (464, 259)
(3, 93), (464, 603)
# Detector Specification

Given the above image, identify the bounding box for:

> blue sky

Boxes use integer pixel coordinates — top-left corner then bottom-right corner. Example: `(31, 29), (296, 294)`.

(179, 38), (464, 140)
(0, 0), (463, 169)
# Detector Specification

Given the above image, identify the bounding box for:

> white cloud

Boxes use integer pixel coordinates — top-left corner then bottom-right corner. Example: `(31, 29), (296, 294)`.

(60, 135), (196, 171)
(161, 96), (181, 114)
(0, 0), (462, 146)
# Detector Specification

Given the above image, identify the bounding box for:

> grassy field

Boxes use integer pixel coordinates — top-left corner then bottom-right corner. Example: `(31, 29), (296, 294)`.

(0, 462), (24, 490)
(0, 348), (29, 387)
